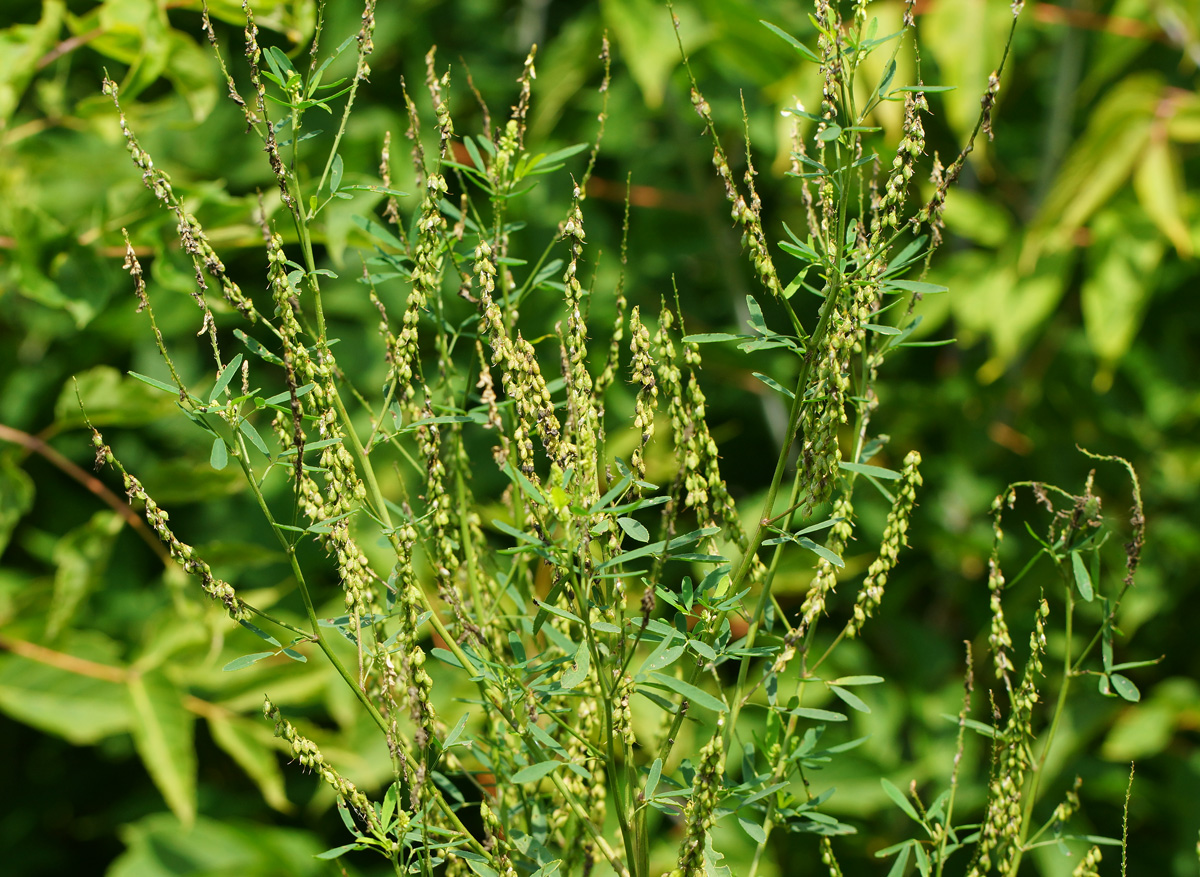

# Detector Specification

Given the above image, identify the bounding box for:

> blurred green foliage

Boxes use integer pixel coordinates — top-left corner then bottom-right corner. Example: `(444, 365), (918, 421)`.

(0, 0), (1197, 875)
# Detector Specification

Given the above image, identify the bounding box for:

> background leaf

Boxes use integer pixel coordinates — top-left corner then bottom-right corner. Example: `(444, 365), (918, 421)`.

(127, 670), (197, 827)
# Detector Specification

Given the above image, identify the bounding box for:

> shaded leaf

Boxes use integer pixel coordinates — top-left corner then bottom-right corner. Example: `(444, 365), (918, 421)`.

(127, 670), (197, 826)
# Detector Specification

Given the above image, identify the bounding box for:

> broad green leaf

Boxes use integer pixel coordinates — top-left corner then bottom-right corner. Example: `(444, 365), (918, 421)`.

(1023, 74), (1159, 266)
(161, 29), (219, 122)
(0, 643), (130, 744)
(127, 670), (197, 826)
(0, 0), (66, 123)
(108, 812), (326, 876)
(56, 365), (178, 429)
(0, 453), (34, 557)
(921, 0), (1019, 142)
(1080, 207), (1163, 389)
(1133, 131), (1191, 257)
(1102, 678), (1196, 760)
(207, 712), (291, 812)
(47, 511), (123, 639)
(604, 0), (706, 108)
(702, 834), (734, 877)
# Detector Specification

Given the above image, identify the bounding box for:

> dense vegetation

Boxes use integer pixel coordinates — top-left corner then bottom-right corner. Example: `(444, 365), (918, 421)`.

(1, 1), (1197, 875)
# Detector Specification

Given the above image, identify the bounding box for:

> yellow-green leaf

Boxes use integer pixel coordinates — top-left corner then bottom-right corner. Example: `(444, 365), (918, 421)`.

(1134, 132), (1192, 258)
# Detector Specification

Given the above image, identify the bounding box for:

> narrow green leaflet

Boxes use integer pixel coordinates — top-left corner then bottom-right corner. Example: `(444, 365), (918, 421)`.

(511, 760), (562, 784)
(682, 332), (749, 344)
(738, 815), (768, 843)
(127, 671), (197, 826)
(788, 707), (847, 722)
(209, 354), (244, 402)
(238, 620), (282, 647)
(223, 652), (275, 671)
(884, 842), (912, 877)
(839, 461), (902, 480)
(316, 843), (366, 860)
(442, 711), (471, 749)
(829, 684), (870, 713)
(760, 20), (820, 63)
(647, 671), (727, 714)
(616, 516), (650, 542)
(1109, 674), (1141, 702)
(128, 371), (181, 395)
(752, 372), (796, 400)
(238, 418), (272, 457)
(639, 637), (686, 675)
(882, 279), (948, 294)
(330, 153), (344, 193)
(940, 714), (998, 738)
(645, 757), (663, 799)
(596, 538), (667, 570)
(560, 641), (591, 689)
(829, 675), (884, 686)
(1071, 550), (1095, 602)
(881, 778), (921, 823)
(210, 438), (228, 470)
